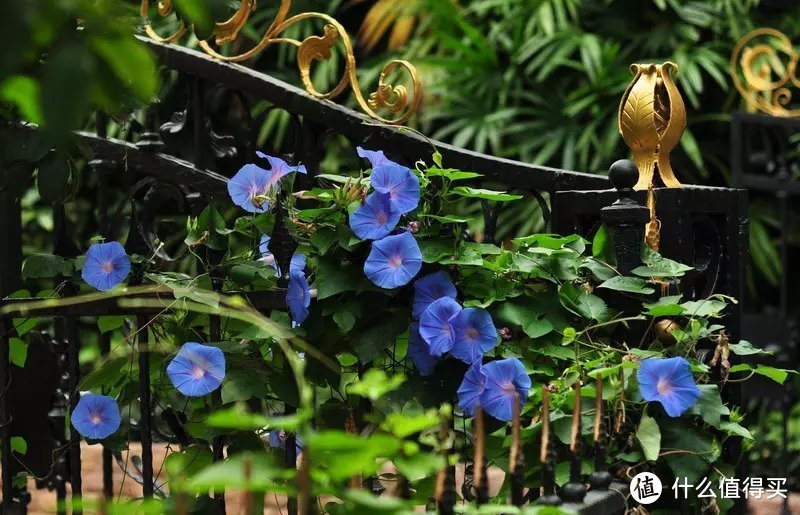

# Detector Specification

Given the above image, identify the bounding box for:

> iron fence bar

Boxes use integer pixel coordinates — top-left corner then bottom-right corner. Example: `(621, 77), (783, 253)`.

(65, 317), (83, 515)
(0, 317), (13, 512)
(136, 316), (155, 498)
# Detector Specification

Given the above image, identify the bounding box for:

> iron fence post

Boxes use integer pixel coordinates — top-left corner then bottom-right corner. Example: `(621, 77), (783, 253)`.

(601, 160), (649, 275)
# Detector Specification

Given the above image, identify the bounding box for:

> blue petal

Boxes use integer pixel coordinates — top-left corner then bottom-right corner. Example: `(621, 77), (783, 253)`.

(407, 322), (440, 376)
(258, 235), (280, 274)
(637, 357), (700, 417)
(290, 253), (306, 275)
(71, 394), (121, 440)
(82, 242), (131, 291)
(286, 271), (311, 324)
(457, 361), (485, 417)
(228, 164), (271, 213)
(349, 191), (400, 240)
(480, 358), (530, 422)
(258, 153), (308, 189)
(370, 162), (420, 214)
(449, 308), (498, 364)
(363, 232), (422, 289)
(167, 342), (226, 397)
(412, 271), (457, 318)
(419, 297), (462, 356)
(356, 146), (389, 168)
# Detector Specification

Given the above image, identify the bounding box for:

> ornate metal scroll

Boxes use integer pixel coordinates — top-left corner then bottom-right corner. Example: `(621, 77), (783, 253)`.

(618, 62), (685, 190)
(731, 28), (800, 117)
(140, 0), (422, 125)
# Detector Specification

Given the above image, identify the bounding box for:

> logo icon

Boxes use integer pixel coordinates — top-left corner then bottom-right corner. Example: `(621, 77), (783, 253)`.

(630, 472), (662, 504)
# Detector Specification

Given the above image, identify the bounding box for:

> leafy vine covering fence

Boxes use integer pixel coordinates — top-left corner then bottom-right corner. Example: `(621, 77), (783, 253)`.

(0, 3), (790, 515)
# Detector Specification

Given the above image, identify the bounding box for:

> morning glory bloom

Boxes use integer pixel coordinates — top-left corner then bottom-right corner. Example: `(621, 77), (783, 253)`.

(480, 358), (531, 422)
(363, 232), (422, 289)
(449, 308), (498, 364)
(227, 164), (273, 213)
(371, 162), (420, 214)
(71, 393), (121, 440)
(81, 241), (131, 291)
(407, 322), (440, 376)
(228, 153), (306, 213)
(419, 297), (462, 357)
(457, 361), (485, 417)
(349, 191), (400, 240)
(412, 271), (458, 318)
(357, 146), (389, 168)
(268, 427), (304, 455)
(286, 270), (311, 325)
(255, 151), (308, 184)
(637, 357), (701, 417)
(167, 343), (226, 397)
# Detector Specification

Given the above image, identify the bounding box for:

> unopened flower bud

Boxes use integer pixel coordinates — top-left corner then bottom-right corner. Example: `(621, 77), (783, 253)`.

(500, 327), (512, 340)
(407, 220), (421, 233)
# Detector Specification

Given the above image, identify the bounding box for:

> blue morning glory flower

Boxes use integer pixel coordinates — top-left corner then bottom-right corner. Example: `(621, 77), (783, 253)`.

(419, 297), (462, 357)
(413, 271), (458, 318)
(457, 361), (485, 417)
(357, 146), (389, 168)
(371, 162), (420, 214)
(286, 270), (311, 325)
(349, 191), (401, 240)
(637, 357), (701, 417)
(407, 322), (440, 376)
(480, 358), (531, 422)
(167, 343), (226, 397)
(81, 241), (131, 292)
(228, 164), (273, 213)
(228, 153), (306, 213)
(71, 393), (121, 440)
(268, 427), (304, 455)
(259, 235), (306, 276)
(363, 232), (422, 289)
(255, 151), (308, 184)
(449, 308), (498, 364)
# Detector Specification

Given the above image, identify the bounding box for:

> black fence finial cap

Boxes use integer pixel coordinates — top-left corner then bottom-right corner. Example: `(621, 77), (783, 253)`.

(608, 159), (639, 191)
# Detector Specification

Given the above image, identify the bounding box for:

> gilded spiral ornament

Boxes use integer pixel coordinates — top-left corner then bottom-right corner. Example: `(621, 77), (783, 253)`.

(139, 0), (422, 125)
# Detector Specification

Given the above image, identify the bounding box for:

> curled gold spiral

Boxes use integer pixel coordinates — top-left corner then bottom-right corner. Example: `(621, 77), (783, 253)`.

(730, 28), (800, 117)
(140, 0), (422, 125)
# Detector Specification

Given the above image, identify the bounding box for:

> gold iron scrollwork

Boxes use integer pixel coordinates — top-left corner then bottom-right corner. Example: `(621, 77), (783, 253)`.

(140, 0), (421, 125)
(618, 62), (687, 252)
(730, 28), (800, 117)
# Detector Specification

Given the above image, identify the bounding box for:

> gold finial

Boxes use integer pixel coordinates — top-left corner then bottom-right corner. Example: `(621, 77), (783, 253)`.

(731, 28), (800, 117)
(618, 62), (685, 190)
(140, 0), (422, 125)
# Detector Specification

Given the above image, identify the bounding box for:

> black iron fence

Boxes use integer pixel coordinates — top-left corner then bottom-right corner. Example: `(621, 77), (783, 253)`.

(0, 36), (748, 514)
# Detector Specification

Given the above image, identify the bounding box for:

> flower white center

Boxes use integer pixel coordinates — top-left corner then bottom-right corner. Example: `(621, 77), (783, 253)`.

(191, 365), (206, 379)
(376, 212), (388, 225)
(90, 412), (103, 425)
(389, 255), (403, 268)
(466, 327), (479, 340)
(102, 261), (114, 273)
(656, 378), (672, 395)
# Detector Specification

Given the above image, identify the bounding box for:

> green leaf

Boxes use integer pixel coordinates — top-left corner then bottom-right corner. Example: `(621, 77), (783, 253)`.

(221, 367), (269, 403)
(679, 299), (727, 317)
(558, 283), (613, 322)
(10, 437), (27, 455)
(728, 340), (769, 356)
(79, 357), (131, 390)
(0, 75), (42, 123)
(98, 316), (126, 334)
(451, 186), (522, 202)
(417, 239), (454, 263)
(598, 276), (655, 295)
(419, 214), (469, 224)
(91, 36), (158, 102)
(381, 410), (439, 438)
(185, 204), (228, 250)
(22, 254), (73, 279)
(185, 453), (286, 493)
(353, 313), (408, 363)
(750, 365), (790, 384)
(719, 421), (753, 439)
(637, 413), (661, 462)
(346, 369), (405, 401)
(688, 385), (729, 428)
(633, 247), (692, 278)
(591, 225), (610, 258)
(37, 151), (72, 204)
(165, 445), (214, 481)
(425, 167), (481, 181)
(205, 404), (270, 430)
(316, 257), (368, 299)
(393, 453), (444, 482)
(643, 295), (685, 316)
(9, 338), (27, 367)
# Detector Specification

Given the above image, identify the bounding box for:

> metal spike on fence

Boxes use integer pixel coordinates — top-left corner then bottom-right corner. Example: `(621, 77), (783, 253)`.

(473, 404), (489, 505)
(561, 382), (588, 502)
(589, 377), (614, 490)
(537, 386), (561, 506)
(509, 392), (526, 506)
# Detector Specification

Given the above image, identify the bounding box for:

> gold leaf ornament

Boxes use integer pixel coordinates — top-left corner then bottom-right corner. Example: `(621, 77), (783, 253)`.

(618, 62), (685, 190)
